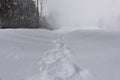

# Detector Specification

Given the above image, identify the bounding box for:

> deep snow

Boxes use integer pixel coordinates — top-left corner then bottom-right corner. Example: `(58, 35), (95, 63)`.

(0, 29), (120, 80)
(26, 35), (90, 80)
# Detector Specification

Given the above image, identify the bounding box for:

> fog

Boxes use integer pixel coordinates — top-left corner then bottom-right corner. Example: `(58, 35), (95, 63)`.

(46, 0), (120, 29)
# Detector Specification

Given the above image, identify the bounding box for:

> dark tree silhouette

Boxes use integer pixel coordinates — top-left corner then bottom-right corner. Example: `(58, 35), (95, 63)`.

(0, 0), (40, 28)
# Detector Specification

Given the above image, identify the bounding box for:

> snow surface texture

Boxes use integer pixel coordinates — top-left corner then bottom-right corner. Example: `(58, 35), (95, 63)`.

(0, 29), (119, 80)
(26, 35), (91, 80)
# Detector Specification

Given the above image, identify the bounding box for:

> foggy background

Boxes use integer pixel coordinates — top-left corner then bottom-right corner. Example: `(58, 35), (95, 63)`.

(46, 0), (120, 30)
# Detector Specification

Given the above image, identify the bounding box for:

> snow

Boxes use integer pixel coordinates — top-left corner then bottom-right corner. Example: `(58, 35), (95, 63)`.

(26, 35), (90, 80)
(0, 29), (120, 80)
(55, 26), (100, 33)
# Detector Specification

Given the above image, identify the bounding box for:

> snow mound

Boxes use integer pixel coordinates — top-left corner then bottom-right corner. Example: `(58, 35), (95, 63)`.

(26, 35), (92, 80)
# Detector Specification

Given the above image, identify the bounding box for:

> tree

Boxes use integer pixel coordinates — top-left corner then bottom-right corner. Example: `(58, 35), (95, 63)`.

(0, 0), (40, 28)
(38, 0), (59, 30)
(46, 10), (60, 30)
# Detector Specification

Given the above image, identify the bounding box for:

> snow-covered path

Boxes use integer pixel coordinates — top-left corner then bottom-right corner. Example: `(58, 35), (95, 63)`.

(25, 35), (91, 80)
(0, 29), (120, 80)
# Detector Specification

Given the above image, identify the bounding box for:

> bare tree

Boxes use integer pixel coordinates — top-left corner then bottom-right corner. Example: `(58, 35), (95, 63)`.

(40, 0), (44, 17)
(47, 10), (60, 30)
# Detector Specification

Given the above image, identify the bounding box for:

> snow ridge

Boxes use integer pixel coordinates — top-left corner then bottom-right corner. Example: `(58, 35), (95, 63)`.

(26, 35), (91, 80)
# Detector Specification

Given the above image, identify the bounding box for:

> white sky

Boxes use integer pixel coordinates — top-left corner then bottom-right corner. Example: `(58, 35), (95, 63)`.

(46, 0), (120, 28)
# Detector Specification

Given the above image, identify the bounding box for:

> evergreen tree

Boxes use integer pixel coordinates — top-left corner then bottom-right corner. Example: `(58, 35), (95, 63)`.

(0, 0), (40, 28)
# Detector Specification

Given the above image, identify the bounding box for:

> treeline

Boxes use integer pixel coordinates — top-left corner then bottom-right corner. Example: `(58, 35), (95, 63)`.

(0, 0), (54, 30)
